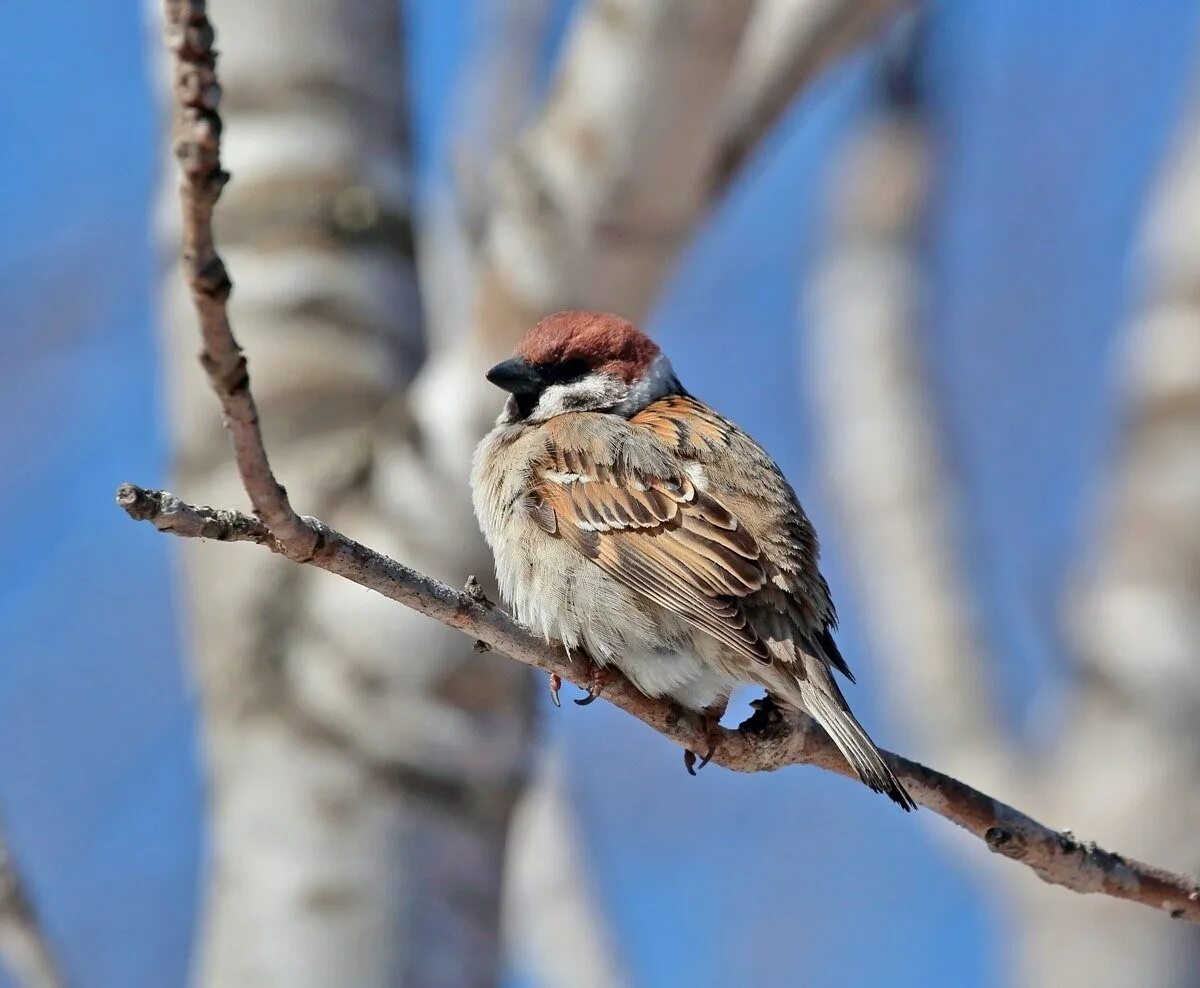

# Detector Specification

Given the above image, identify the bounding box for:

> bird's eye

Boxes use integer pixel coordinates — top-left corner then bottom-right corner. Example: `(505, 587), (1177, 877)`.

(540, 359), (589, 384)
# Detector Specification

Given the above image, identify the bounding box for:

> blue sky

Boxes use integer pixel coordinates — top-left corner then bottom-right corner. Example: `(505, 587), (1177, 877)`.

(2, 1), (1198, 985)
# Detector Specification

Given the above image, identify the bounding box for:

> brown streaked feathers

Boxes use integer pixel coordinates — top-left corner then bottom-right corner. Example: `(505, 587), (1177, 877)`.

(531, 433), (771, 665)
(528, 396), (843, 676)
(473, 311), (914, 809)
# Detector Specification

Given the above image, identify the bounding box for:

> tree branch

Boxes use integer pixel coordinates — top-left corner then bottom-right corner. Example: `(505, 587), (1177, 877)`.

(134, 0), (1200, 934)
(117, 482), (1200, 924)
(162, 0), (313, 558)
(714, 0), (916, 188)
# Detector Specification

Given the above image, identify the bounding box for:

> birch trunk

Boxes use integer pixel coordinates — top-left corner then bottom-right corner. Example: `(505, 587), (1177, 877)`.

(809, 37), (1200, 988)
(467, 0), (756, 364)
(1023, 58), (1200, 987)
(152, 2), (533, 984)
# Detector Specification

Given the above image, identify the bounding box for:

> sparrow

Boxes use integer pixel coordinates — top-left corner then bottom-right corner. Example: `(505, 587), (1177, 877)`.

(471, 310), (914, 810)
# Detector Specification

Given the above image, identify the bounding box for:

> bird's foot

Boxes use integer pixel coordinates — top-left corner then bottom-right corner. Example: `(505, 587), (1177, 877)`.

(574, 664), (610, 706)
(684, 700), (728, 776)
(739, 694), (787, 740)
(548, 672), (562, 707)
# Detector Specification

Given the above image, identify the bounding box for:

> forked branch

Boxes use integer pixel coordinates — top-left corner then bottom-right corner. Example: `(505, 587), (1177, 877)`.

(127, 0), (1200, 928)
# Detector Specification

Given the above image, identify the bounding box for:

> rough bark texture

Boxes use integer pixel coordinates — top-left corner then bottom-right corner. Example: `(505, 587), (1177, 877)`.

(119, 478), (1200, 924)
(808, 38), (1200, 988)
(152, 2), (533, 985)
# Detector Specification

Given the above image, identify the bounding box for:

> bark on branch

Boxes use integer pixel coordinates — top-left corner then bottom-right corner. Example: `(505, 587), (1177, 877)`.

(132, 0), (1200, 934)
(117, 484), (1200, 924)
(162, 0), (314, 559)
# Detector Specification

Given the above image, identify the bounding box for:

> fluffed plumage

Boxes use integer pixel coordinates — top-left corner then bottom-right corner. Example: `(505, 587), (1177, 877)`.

(472, 311), (914, 809)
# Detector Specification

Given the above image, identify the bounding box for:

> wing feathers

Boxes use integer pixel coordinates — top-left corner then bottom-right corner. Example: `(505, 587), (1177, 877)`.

(530, 437), (771, 665)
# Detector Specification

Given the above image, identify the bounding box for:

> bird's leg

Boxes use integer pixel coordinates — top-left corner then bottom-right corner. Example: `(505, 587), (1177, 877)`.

(548, 672), (562, 707)
(573, 662), (610, 706)
(684, 698), (728, 775)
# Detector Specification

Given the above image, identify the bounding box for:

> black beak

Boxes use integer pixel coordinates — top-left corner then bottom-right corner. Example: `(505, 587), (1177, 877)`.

(485, 357), (545, 395)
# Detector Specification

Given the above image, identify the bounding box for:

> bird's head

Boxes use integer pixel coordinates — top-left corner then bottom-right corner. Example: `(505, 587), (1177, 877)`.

(486, 310), (681, 422)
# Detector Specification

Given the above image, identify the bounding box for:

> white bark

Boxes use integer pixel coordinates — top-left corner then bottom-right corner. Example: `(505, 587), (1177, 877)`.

(470, 0), (756, 360)
(1021, 59), (1200, 987)
(415, 0), (556, 351)
(152, 2), (533, 984)
(412, 8), (754, 984)
(0, 819), (61, 988)
(808, 111), (1012, 788)
(149, 2), (1029, 983)
(718, 0), (915, 180)
(503, 756), (629, 988)
(808, 42), (1200, 988)
(410, 5), (633, 982)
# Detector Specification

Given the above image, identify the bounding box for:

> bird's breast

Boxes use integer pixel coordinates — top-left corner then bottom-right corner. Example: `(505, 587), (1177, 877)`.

(471, 423), (736, 710)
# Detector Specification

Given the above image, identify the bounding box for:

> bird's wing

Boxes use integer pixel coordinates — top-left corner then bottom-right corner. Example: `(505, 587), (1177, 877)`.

(529, 412), (772, 665)
(631, 394), (856, 683)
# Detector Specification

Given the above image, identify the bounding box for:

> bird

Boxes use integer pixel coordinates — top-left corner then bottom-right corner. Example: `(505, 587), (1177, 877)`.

(471, 310), (914, 810)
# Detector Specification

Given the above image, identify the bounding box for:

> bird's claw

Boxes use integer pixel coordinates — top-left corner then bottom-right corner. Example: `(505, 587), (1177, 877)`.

(683, 701), (725, 776)
(573, 665), (609, 706)
(683, 746), (714, 776)
(548, 672), (562, 707)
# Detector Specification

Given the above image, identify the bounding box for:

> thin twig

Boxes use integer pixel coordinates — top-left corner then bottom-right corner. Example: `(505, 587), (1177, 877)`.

(116, 482), (1200, 924)
(162, 0), (314, 557)
(132, 0), (1200, 930)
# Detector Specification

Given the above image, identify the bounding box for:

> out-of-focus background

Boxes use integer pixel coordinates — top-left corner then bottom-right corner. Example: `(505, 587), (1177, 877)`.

(4, 1), (1200, 986)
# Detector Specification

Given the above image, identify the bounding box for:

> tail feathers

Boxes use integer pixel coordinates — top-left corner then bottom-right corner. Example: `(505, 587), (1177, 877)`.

(799, 685), (916, 812)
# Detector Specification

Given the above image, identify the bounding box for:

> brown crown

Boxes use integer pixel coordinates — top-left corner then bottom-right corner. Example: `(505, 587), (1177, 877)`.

(514, 310), (660, 383)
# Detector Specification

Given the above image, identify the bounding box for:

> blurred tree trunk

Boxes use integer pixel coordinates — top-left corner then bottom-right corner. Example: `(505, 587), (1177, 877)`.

(147, 0), (919, 982)
(0, 817), (62, 988)
(808, 52), (1012, 788)
(809, 27), (1200, 988)
(503, 755), (629, 988)
(466, 0), (756, 365)
(413, 5), (755, 979)
(1029, 52), (1200, 988)
(151, 2), (534, 985)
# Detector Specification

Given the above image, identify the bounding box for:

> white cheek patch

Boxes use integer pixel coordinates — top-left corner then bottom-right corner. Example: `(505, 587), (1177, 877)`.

(529, 374), (629, 421)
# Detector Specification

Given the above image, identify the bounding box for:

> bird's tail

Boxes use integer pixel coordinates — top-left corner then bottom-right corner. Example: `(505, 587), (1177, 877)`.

(796, 679), (916, 812)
